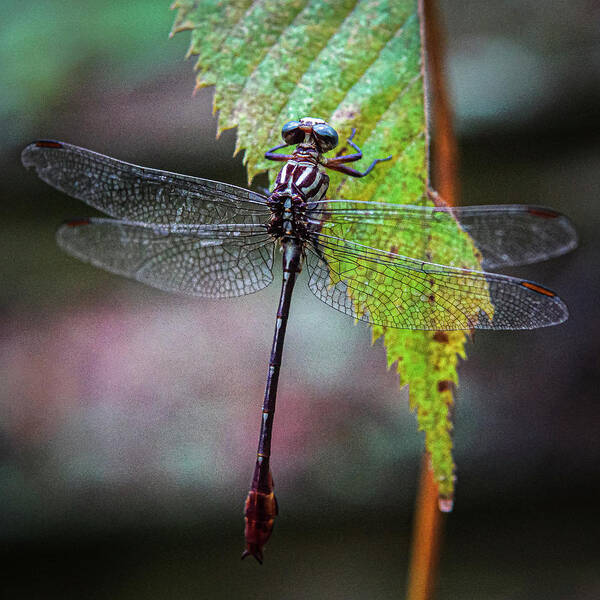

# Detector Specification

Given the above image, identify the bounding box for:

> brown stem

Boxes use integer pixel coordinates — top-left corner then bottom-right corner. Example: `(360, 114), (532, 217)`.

(422, 0), (459, 206)
(406, 454), (444, 600)
(407, 1), (457, 599)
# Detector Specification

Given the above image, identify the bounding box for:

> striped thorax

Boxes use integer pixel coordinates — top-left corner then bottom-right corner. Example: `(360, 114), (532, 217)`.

(267, 117), (338, 239)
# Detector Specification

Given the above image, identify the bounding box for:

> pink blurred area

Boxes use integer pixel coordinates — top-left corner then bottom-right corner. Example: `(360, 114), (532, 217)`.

(0, 278), (413, 536)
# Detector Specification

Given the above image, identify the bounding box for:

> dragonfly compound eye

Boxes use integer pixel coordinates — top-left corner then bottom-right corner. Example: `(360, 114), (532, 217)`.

(281, 121), (304, 145)
(312, 123), (339, 152)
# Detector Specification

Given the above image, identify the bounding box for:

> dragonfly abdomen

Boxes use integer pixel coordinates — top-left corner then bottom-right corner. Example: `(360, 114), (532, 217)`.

(242, 470), (278, 564)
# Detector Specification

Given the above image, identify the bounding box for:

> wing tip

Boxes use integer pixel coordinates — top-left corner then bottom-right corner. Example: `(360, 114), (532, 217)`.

(519, 279), (570, 327)
(21, 140), (66, 169)
(559, 215), (579, 253)
(56, 218), (92, 246)
(528, 205), (579, 253)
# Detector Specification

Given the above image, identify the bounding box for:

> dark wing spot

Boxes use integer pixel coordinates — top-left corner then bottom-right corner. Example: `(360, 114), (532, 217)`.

(35, 140), (64, 148)
(64, 218), (91, 227)
(527, 207), (558, 219)
(521, 281), (556, 297)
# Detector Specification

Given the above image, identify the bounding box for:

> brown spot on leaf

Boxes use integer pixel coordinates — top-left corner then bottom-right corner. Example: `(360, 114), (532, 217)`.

(332, 106), (359, 122)
(433, 331), (449, 343)
(438, 380), (452, 392)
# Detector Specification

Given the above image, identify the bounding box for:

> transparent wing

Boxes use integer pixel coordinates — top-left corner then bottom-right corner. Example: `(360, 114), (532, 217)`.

(57, 219), (274, 298)
(22, 141), (271, 225)
(310, 201), (577, 269)
(305, 233), (568, 330)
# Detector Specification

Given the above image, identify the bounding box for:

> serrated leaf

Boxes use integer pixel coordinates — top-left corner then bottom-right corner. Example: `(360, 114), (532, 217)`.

(172, 0), (488, 505)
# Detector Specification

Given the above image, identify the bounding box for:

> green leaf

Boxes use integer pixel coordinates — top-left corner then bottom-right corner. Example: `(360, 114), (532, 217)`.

(172, 0), (487, 505)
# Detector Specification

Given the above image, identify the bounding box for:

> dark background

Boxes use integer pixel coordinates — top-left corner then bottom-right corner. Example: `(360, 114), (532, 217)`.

(1, 1), (598, 598)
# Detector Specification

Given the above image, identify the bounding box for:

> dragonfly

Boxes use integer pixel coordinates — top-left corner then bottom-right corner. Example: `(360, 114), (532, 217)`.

(22, 117), (577, 563)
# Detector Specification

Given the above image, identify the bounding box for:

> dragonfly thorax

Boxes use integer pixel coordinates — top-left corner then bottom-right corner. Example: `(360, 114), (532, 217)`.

(267, 151), (329, 239)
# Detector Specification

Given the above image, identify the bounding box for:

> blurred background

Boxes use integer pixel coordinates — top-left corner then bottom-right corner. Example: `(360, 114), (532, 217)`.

(1, 1), (598, 598)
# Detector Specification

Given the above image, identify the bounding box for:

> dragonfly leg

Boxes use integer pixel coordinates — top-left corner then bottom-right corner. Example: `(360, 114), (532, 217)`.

(325, 154), (393, 178)
(325, 130), (392, 176)
(265, 143), (294, 162)
(333, 128), (360, 159)
(346, 127), (357, 144)
(329, 129), (363, 163)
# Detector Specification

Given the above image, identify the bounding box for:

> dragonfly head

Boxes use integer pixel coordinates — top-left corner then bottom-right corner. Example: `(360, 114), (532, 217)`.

(281, 117), (339, 153)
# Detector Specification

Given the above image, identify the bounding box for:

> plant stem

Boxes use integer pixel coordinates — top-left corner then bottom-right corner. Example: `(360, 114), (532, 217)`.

(406, 1), (458, 598)
(423, 0), (459, 206)
(406, 454), (444, 600)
